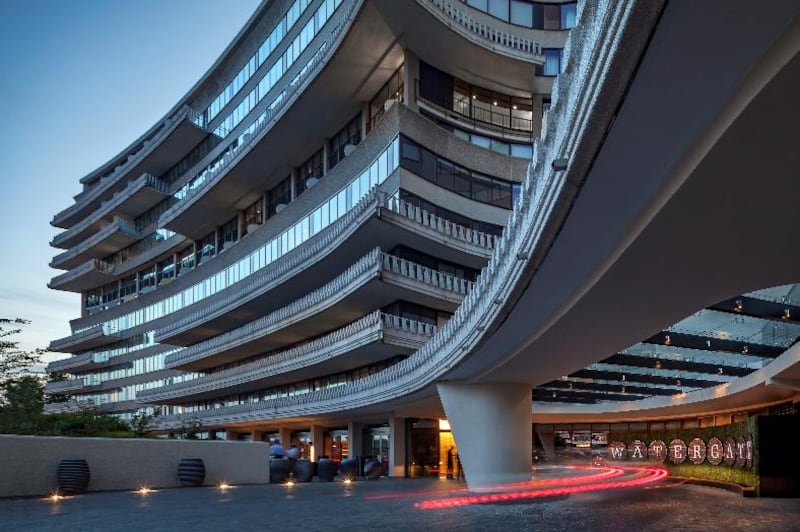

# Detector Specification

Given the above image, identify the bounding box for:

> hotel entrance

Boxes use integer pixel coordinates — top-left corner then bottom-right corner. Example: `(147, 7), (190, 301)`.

(406, 418), (460, 479)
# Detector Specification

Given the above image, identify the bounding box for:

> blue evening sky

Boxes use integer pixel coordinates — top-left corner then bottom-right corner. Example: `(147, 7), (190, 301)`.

(0, 0), (260, 365)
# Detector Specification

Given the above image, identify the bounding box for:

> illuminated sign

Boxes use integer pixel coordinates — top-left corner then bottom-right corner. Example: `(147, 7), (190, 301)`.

(608, 434), (754, 468)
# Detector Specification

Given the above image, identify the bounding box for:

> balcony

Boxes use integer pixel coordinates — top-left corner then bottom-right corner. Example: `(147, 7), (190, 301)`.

(422, 0), (543, 62)
(48, 258), (115, 293)
(155, 189), (494, 346)
(52, 106), (208, 229)
(50, 219), (140, 270)
(164, 248), (470, 371)
(49, 323), (122, 354)
(46, 344), (177, 374)
(43, 400), (94, 414)
(140, 312), (435, 404)
(44, 378), (88, 395)
(52, 173), (169, 250)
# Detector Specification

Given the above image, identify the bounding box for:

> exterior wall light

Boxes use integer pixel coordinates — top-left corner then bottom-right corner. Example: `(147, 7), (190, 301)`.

(551, 158), (568, 171)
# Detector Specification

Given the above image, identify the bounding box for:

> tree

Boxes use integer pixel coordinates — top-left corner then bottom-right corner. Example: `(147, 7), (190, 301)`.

(0, 318), (44, 391)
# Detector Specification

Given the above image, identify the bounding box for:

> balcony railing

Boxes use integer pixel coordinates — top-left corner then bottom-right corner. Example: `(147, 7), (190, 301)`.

(48, 258), (115, 289)
(140, 312), (436, 403)
(52, 173), (168, 249)
(416, 81), (533, 140)
(155, 188), (493, 342)
(423, 0), (543, 61)
(164, 248), (470, 369)
(50, 219), (139, 270)
(53, 106), (202, 227)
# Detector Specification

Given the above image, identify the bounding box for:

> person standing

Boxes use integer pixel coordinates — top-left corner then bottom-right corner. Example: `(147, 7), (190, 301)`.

(446, 446), (454, 479)
(455, 452), (464, 481)
(269, 439), (286, 459)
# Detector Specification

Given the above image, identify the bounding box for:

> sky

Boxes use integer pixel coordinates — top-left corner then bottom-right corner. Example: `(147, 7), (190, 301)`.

(0, 0), (260, 366)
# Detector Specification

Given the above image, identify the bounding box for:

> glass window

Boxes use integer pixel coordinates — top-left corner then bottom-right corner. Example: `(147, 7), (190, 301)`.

(243, 198), (264, 234)
(196, 231), (216, 264)
(219, 216), (238, 250)
(561, 2), (577, 29)
(297, 149), (323, 193)
(328, 113), (362, 170)
(543, 49), (562, 76)
(510, 0), (533, 27)
(487, 0), (510, 21)
(267, 176), (292, 217)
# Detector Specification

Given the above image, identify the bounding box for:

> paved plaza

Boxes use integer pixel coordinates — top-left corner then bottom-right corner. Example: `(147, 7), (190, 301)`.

(1, 467), (799, 531)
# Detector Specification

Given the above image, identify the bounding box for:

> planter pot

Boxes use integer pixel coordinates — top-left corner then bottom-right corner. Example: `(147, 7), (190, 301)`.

(338, 458), (359, 480)
(364, 459), (381, 480)
(270, 458), (290, 483)
(317, 458), (336, 482)
(177, 458), (205, 487)
(293, 460), (313, 482)
(57, 459), (90, 494)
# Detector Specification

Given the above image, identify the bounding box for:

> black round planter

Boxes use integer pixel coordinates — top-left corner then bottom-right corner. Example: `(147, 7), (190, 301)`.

(293, 460), (313, 482)
(338, 458), (359, 480)
(364, 459), (381, 480)
(177, 458), (205, 487)
(57, 459), (90, 494)
(269, 458), (290, 483)
(317, 458), (336, 482)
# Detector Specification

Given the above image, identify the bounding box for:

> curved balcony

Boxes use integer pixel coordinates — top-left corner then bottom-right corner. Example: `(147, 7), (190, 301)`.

(44, 378), (89, 395)
(150, 0), (654, 428)
(50, 219), (140, 271)
(164, 248), (470, 371)
(52, 173), (169, 250)
(48, 258), (115, 292)
(155, 189), (494, 346)
(49, 323), (122, 354)
(140, 312), (435, 405)
(46, 343), (177, 374)
(421, 0), (543, 62)
(43, 400), (94, 414)
(158, 1), (361, 237)
(52, 106), (207, 229)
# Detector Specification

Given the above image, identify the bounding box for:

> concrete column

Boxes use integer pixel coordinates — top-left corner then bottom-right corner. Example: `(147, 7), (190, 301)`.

(388, 416), (406, 478)
(438, 382), (532, 490)
(403, 49), (420, 112)
(289, 168), (298, 201)
(348, 421), (363, 460)
(361, 102), (370, 138)
(279, 428), (292, 448)
(310, 425), (326, 461)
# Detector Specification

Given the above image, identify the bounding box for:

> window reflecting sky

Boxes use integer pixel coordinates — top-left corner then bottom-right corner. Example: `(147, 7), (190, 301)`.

(0, 0), (259, 362)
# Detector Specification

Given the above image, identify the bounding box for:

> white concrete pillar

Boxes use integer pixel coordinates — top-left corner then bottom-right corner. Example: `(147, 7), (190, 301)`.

(310, 425), (326, 461)
(348, 421), (363, 461)
(388, 416), (406, 478)
(438, 382), (532, 490)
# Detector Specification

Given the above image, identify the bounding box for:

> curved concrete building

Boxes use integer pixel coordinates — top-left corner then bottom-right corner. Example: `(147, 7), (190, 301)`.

(47, 0), (800, 492)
